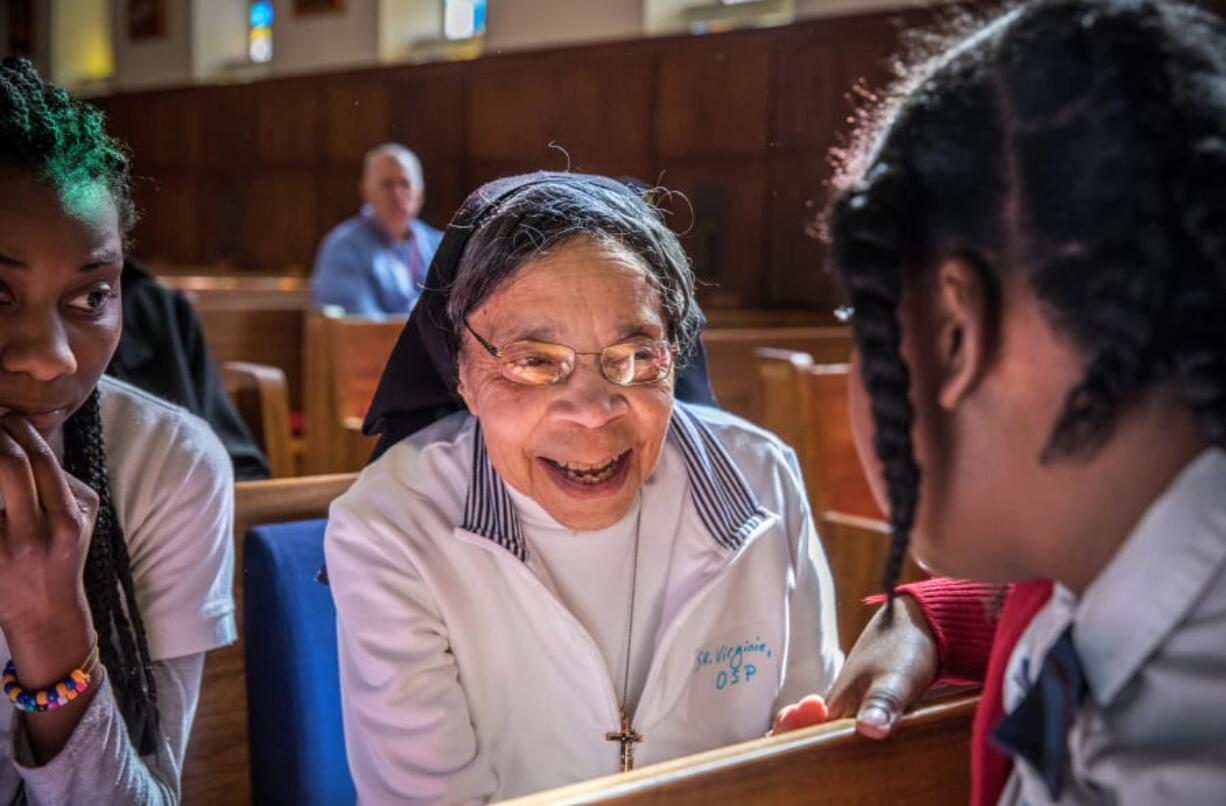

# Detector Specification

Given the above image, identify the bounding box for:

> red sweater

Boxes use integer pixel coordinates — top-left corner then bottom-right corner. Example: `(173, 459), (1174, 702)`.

(897, 578), (1054, 806)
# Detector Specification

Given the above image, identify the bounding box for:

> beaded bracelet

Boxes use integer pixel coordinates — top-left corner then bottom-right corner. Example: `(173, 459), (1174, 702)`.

(3, 636), (100, 714)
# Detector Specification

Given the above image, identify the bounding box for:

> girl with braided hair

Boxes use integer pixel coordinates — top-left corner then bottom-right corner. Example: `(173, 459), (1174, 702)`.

(0, 58), (235, 804)
(772, 1), (1226, 803)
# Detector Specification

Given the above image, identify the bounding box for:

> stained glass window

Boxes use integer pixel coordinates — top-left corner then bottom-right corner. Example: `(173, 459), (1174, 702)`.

(249, 1), (274, 63)
(442, 0), (486, 41)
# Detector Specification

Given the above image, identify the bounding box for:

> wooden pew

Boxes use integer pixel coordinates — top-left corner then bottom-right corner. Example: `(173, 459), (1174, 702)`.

(756, 348), (816, 470)
(181, 473), (357, 806)
(819, 512), (924, 652)
(221, 360), (297, 478)
(758, 353), (924, 648)
(303, 311), (406, 474)
(164, 276), (312, 411)
(195, 305), (310, 413)
(159, 273), (312, 310)
(801, 362), (881, 521)
(757, 352), (880, 521)
(702, 327), (852, 424)
(506, 694), (978, 805)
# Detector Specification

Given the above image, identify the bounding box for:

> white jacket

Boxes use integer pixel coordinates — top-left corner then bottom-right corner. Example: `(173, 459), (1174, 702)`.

(325, 402), (843, 803)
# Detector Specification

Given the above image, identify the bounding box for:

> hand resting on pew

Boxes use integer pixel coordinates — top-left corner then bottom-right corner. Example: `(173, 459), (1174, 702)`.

(772, 593), (937, 739)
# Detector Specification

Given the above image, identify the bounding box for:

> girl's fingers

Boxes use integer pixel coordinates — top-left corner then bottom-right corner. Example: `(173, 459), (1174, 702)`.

(823, 672), (867, 720)
(0, 423), (40, 543)
(0, 412), (79, 532)
(63, 472), (99, 537)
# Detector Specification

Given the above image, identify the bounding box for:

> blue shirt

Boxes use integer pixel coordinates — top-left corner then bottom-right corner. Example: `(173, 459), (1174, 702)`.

(311, 210), (444, 316)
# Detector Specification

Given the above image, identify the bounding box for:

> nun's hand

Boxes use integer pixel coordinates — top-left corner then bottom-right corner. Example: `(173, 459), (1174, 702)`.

(823, 595), (939, 739)
(770, 694), (830, 735)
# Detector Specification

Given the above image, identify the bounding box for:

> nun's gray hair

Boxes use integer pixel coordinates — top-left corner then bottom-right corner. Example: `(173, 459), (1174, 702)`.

(445, 179), (702, 358)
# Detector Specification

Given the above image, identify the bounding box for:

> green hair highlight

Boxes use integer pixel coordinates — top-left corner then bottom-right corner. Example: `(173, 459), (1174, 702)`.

(0, 56), (136, 234)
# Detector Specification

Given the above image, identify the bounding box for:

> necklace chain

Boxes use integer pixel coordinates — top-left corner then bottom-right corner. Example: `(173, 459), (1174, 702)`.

(618, 495), (644, 715)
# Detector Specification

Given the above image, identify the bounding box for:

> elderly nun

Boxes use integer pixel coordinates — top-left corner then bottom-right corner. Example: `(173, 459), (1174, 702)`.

(324, 172), (843, 803)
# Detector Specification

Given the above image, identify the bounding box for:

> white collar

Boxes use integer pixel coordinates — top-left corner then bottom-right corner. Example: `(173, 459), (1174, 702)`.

(461, 402), (769, 562)
(1074, 447), (1226, 705)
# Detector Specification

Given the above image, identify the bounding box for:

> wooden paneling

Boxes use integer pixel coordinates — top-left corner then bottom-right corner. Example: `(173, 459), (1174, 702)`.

(93, 8), (937, 305)
(101, 88), (204, 168)
(253, 81), (321, 166)
(469, 52), (654, 165)
(322, 78), (391, 164)
(129, 170), (202, 264)
(238, 170), (317, 271)
(764, 153), (835, 309)
(655, 36), (771, 160)
(661, 158), (767, 306)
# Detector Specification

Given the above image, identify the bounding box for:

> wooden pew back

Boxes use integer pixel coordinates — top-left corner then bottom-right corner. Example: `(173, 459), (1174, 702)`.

(702, 327), (852, 424)
(757, 354), (923, 647)
(506, 695), (978, 805)
(221, 361), (297, 477)
(756, 347), (816, 470)
(195, 306), (309, 412)
(802, 363), (882, 521)
(161, 275), (312, 411)
(159, 274), (312, 310)
(303, 312), (405, 473)
(181, 474), (357, 806)
(757, 354), (881, 521)
(818, 512), (924, 651)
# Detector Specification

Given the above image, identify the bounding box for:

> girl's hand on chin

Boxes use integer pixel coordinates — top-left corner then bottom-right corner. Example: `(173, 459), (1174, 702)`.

(0, 413), (97, 642)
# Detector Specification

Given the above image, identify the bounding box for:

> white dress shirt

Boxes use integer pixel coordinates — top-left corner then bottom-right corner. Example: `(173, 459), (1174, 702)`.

(1000, 448), (1226, 805)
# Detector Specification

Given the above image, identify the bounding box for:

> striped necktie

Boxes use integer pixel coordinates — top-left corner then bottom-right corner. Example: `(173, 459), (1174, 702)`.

(992, 625), (1088, 800)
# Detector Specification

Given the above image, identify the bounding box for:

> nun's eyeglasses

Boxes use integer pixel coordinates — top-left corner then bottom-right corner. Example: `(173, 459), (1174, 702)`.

(463, 321), (675, 387)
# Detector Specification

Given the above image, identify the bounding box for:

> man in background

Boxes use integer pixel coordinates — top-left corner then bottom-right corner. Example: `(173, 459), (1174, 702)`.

(311, 143), (443, 316)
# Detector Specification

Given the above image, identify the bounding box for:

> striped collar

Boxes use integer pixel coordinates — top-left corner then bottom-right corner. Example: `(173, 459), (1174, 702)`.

(461, 402), (769, 561)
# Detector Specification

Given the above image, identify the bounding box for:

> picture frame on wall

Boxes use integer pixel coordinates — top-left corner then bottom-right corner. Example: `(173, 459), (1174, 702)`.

(295, 0), (346, 14)
(7, 0), (36, 56)
(128, 0), (167, 40)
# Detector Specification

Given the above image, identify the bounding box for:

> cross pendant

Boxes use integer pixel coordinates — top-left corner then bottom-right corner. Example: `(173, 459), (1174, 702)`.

(605, 712), (643, 772)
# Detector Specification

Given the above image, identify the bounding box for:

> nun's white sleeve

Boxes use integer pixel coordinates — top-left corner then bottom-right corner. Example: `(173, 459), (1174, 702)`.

(773, 445), (845, 710)
(325, 496), (498, 806)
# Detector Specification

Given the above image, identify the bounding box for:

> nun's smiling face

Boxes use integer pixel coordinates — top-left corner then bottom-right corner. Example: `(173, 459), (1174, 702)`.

(457, 237), (675, 531)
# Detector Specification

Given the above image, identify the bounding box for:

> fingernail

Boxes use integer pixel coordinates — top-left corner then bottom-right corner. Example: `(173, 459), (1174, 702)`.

(859, 704), (893, 730)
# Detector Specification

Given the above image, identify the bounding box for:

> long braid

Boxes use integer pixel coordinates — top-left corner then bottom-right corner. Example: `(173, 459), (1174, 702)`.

(62, 392), (161, 755)
(830, 162), (921, 613)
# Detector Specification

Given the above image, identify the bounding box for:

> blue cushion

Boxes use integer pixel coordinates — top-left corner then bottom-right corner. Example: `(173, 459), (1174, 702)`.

(244, 519), (355, 806)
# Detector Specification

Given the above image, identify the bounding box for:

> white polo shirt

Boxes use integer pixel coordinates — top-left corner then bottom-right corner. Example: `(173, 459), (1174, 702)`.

(326, 401), (844, 804)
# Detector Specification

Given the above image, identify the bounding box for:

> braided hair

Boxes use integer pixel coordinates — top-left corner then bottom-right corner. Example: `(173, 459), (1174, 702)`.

(826, 0), (1226, 609)
(1, 57), (159, 753)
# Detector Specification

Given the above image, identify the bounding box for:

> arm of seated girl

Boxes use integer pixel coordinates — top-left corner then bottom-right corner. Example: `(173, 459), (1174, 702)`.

(12, 653), (205, 805)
